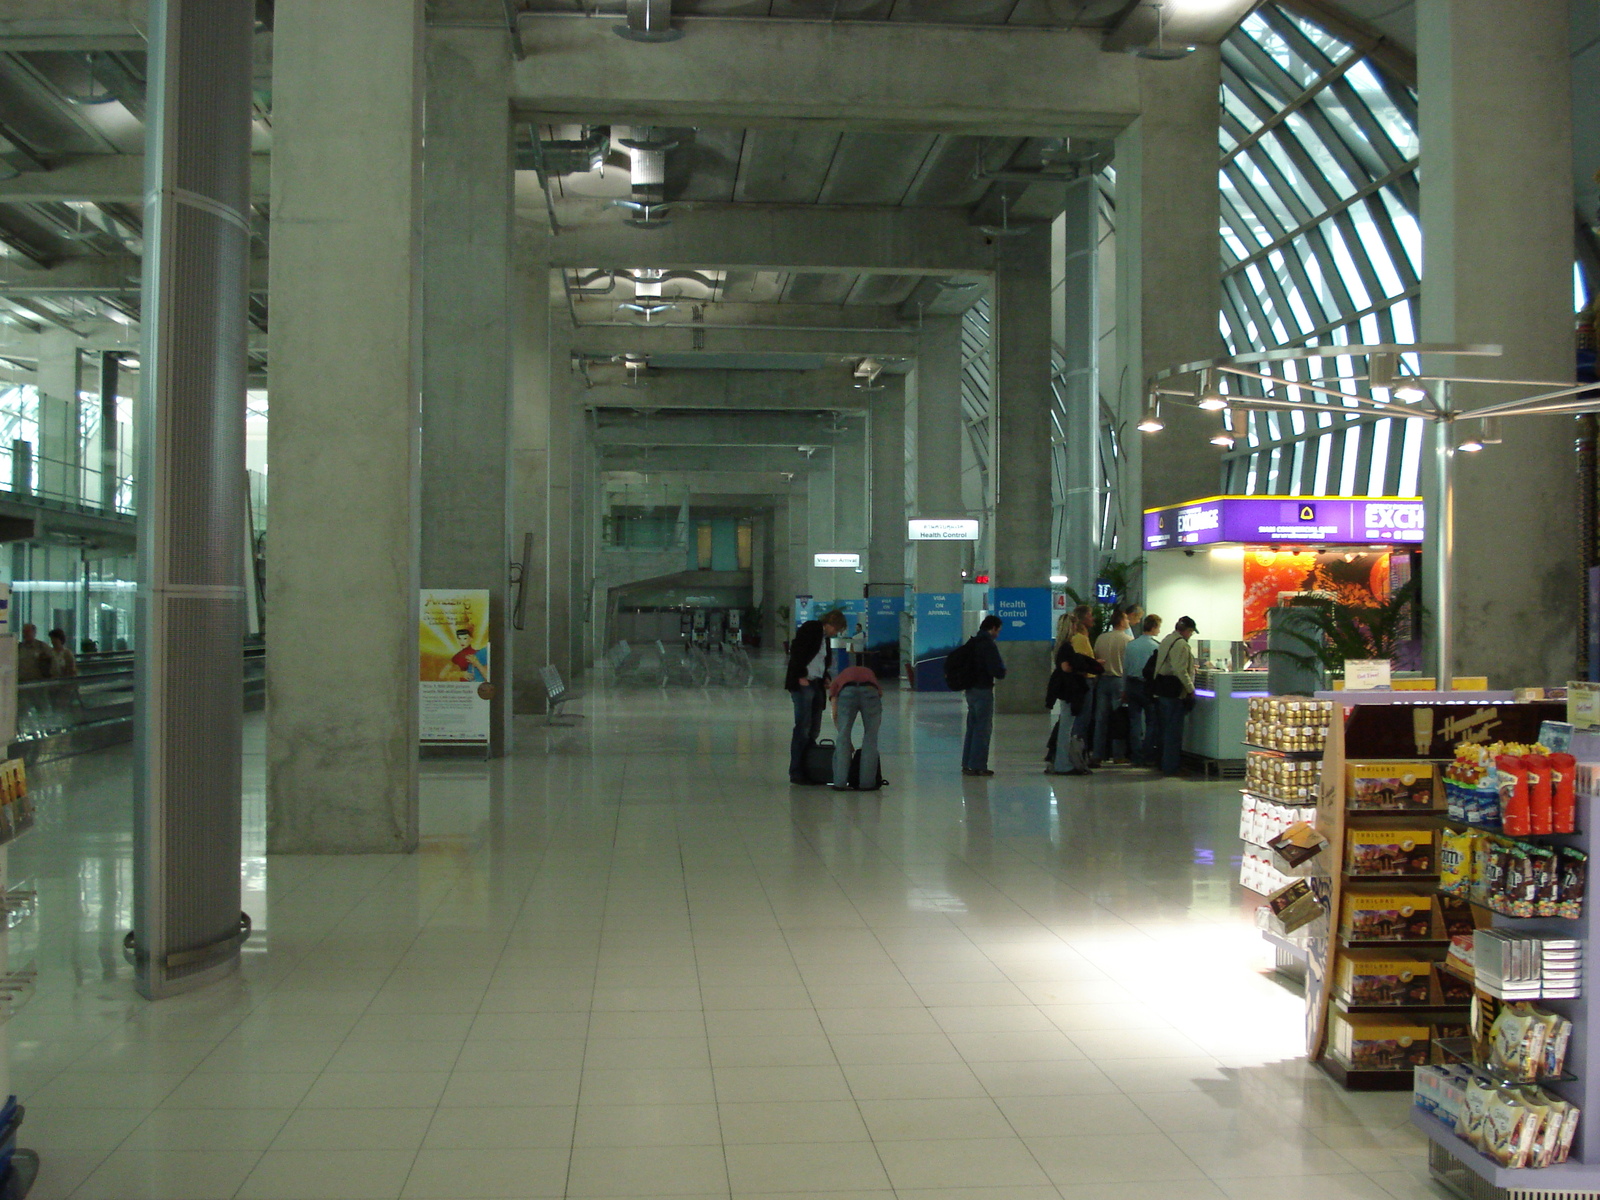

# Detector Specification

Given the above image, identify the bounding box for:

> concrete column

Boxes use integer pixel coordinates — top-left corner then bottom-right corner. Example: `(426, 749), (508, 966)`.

(834, 423), (869, 573)
(788, 478), (810, 607)
(867, 376), (908, 590)
(98, 351), (120, 511)
(510, 237), (550, 715)
(267, 0), (422, 853)
(1418, 0), (1576, 686)
(132, 0), (253, 997)
(546, 326), (576, 681)
(992, 226), (1054, 713)
(911, 317), (966, 591)
(1058, 178), (1100, 591)
(35, 328), (80, 502)
(805, 451), (835, 596)
(420, 26), (512, 755)
(1114, 50), (1223, 523)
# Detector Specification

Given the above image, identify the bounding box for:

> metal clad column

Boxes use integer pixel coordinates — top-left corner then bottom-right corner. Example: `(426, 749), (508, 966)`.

(1059, 177), (1100, 591)
(133, 0), (252, 999)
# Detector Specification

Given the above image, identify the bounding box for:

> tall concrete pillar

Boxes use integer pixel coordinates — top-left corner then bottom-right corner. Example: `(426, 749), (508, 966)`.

(834, 422), (869, 572)
(1058, 179), (1100, 591)
(867, 377), (908, 589)
(133, 0), (252, 997)
(806, 451), (836, 596)
(911, 317), (966, 592)
(1418, 0), (1576, 685)
(546, 326), (576, 681)
(268, 0), (422, 852)
(992, 227), (1055, 713)
(510, 239), (550, 715)
(35, 329), (80, 502)
(1115, 50), (1223, 524)
(420, 26), (512, 755)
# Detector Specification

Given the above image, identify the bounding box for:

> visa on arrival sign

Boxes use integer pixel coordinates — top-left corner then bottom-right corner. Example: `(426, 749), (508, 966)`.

(813, 552), (861, 568)
(1143, 496), (1425, 551)
(990, 587), (1053, 641)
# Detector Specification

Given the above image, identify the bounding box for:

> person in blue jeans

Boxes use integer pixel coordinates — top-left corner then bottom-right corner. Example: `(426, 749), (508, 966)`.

(828, 664), (882, 789)
(960, 615), (1007, 776)
(1151, 615), (1199, 776)
(1122, 614), (1163, 766)
(785, 609), (847, 784)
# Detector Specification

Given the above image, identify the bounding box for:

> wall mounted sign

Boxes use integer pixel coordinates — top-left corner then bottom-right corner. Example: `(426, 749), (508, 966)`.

(908, 519), (980, 541)
(1143, 496), (1425, 551)
(813, 553), (861, 568)
(419, 589), (491, 745)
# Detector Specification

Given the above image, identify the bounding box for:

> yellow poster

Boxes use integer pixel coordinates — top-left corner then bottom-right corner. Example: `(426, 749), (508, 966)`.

(419, 589), (490, 743)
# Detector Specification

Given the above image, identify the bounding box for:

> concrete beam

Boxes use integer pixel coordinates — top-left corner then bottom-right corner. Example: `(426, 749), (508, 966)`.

(603, 469), (796, 494)
(0, 254), (269, 296)
(569, 297), (919, 333)
(537, 205), (997, 274)
(0, 1), (146, 45)
(579, 368), (870, 411)
(572, 324), (914, 359)
(599, 445), (828, 473)
(512, 18), (1140, 137)
(0, 154), (271, 204)
(593, 412), (857, 448)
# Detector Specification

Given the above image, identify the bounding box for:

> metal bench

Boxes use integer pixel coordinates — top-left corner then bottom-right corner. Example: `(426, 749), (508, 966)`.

(539, 664), (583, 725)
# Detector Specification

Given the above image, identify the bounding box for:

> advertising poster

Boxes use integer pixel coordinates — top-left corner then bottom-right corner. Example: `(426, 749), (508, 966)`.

(990, 588), (1053, 641)
(1242, 549), (1390, 656)
(419, 589), (491, 744)
(867, 595), (906, 657)
(913, 592), (964, 691)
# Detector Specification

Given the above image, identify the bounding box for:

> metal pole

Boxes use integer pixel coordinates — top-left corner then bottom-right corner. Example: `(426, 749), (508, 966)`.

(1427, 381), (1455, 690)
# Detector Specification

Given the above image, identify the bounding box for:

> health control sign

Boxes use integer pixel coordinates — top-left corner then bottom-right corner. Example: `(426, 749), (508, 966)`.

(990, 588), (1054, 641)
(1143, 497), (1425, 551)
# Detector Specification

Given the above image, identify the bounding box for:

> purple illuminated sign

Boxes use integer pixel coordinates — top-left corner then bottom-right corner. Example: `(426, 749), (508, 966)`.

(1143, 497), (1425, 551)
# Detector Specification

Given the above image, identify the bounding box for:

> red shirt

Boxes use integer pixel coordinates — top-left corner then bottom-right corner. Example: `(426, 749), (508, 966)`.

(828, 665), (881, 699)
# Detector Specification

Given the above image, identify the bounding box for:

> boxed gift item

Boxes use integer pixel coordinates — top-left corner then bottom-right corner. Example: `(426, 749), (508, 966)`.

(1349, 762), (1435, 811)
(1335, 950), (1432, 1005)
(1347, 829), (1434, 876)
(1330, 1011), (1430, 1069)
(1341, 893), (1433, 942)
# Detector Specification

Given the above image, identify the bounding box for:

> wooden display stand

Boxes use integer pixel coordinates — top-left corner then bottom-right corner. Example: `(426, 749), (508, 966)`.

(1306, 694), (1564, 1092)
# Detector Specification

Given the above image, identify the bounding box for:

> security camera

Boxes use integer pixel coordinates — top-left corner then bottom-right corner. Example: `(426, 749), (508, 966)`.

(1184, 550), (1195, 557)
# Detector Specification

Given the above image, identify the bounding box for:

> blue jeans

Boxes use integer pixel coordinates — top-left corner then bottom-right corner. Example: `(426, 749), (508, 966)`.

(1157, 694), (1187, 774)
(1071, 677), (1096, 742)
(789, 684), (825, 779)
(962, 687), (994, 772)
(1124, 678), (1150, 765)
(833, 685), (882, 786)
(1092, 674), (1126, 761)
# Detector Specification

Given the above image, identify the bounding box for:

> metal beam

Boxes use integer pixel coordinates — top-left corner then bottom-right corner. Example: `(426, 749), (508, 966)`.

(599, 445), (829, 473)
(0, 153), (271, 204)
(571, 324), (914, 359)
(569, 296), (920, 333)
(0, 2), (147, 46)
(593, 412), (857, 448)
(513, 17), (1140, 137)
(0, 253), (269, 295)
(538, 205), (997, 275)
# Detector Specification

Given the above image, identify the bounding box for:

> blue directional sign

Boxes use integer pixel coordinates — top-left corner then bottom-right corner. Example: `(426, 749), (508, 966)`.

(990, 587), (1053, 641)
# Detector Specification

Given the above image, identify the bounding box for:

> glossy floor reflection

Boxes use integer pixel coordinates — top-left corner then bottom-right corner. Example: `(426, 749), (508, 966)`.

(10, 668), (1445, 1199)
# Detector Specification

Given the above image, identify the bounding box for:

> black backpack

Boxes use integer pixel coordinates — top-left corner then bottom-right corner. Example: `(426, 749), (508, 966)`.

(943, 639), (980, 691)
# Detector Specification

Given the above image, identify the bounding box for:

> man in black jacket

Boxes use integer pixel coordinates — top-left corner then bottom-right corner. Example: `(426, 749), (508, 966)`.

(960, 615), (1007, 776)
(785, 609), (847, 784)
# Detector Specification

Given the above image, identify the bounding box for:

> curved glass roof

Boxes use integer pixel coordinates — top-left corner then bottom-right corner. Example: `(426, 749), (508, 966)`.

(1218, 2), (1426, 499)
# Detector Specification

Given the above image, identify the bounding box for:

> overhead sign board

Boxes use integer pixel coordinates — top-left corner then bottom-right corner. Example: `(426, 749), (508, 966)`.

(813, 552), (861, 568)
(1143, 496), (1425, 551)
(908, 519), (980, 541)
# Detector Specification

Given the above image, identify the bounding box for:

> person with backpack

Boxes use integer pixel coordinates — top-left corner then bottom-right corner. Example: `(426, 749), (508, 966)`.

(1149, 615), (1199, 776)
(828, 662), (883, 790)
(1122, 614), (1163, 767)
(786, 608), (847, 784)
(949, 615), (1006, 776)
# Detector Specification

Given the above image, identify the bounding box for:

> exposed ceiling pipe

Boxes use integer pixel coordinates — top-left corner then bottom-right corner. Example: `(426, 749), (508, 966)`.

(616, 0), (684, 43)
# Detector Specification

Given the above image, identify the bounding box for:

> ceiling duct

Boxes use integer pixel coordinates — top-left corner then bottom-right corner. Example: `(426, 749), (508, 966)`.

(612, 126), (676, 228)
(520, 126), (609, 175)
(615, 0), (683, 43)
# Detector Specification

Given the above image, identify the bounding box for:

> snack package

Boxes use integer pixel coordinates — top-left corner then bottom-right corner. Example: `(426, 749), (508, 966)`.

(1558, 847), (1588, 919)
(1542, 1013), (1573, 1077)
(1342, 894), (1433, 941)
(1530, 846), (1560, 917)
(1336, 951), (1432, 1005)
(1558, 1101), (1582, 1162)
(1480, 1089), (1536, 1167)
(1524, 753), (1553, 834)
(1498, 755), (1531, 837)
(1470, 834), (1495, 906)
(1489, 1004), (1551, 1082)
(1483, 839), (1512, 914)
(1549, 751), (1577, 833)
(1439, 828), (1473, 897)
(1348, 829), (1434, 876)
(1460, 1076), (1496, 1151)
(1502, 845), (1537, 917)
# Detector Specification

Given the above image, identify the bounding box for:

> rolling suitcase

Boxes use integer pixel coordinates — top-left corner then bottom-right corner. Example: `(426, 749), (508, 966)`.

(804, 738), (836, 785)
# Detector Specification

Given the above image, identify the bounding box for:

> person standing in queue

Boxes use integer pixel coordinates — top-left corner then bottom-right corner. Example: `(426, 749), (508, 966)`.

(786, 608), (846, 785)
(1122, 614), (1163, 767)
(959, 615), (1006, 777)
(1091, 605), (1134, 765)
(1151, 615), (1199, 776)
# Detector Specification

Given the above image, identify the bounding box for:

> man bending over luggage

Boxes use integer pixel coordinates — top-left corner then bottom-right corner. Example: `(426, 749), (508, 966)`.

(786, 608), (847, 785)
(828, 661), (883, 790)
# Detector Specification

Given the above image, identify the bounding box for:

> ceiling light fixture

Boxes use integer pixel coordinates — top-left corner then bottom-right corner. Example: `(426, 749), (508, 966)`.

(1197, 370), (1228, 411)
(614, 0), (683, 42)
(1394, 380), (1429, 403)
(1131, 3), (1196, 61)
(1367, 351), (1397, 391)
(1136, 398), (1164, 433)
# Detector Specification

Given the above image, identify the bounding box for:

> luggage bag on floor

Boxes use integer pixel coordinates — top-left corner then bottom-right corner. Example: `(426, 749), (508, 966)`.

(848, 749), (887, 791)
(804, 738), (836, 784)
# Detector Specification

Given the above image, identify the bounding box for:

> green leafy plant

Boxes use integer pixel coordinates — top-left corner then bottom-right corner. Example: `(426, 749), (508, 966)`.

(1266, 578), (1424, 677)
(1061, 556), (1144, 640)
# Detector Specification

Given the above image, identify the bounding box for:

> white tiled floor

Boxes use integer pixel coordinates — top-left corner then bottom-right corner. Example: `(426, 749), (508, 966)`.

(8, 664), (1448, 1199)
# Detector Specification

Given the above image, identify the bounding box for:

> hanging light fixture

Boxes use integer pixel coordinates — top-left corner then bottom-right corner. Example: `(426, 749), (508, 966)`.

(1209, 408), (1236, 448)
(1394, 379), (1429, 403)
(1197, 370), (1228, 411)
(1136, 397), (1164, 433)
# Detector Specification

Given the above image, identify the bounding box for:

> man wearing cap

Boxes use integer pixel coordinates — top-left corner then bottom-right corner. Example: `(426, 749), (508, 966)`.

(1150, 615), (1199, 776)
